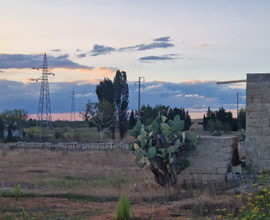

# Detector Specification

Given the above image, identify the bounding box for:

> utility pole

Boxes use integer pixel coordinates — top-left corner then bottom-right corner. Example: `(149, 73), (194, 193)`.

(31, 53), (55, 129)
(234, 92), (242, 119)
(135, 77), (145, 120)
(70, 89), (76, 121)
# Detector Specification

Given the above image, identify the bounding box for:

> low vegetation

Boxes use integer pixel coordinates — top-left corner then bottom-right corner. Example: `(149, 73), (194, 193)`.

(115, 194), (131, 220)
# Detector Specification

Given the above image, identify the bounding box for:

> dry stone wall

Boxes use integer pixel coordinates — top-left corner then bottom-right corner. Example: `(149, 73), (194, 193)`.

(0, 142), (129, 151)
(246, 73), (270, 171)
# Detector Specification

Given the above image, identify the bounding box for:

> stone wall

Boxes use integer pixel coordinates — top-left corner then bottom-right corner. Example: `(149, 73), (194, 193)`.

(0, 142), (129, 151)
(179, 136), (238, 184)
(246, 73), (270, 171)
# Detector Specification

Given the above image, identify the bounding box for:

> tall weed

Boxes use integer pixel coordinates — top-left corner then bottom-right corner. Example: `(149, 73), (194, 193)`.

(115, 194), (131, 220)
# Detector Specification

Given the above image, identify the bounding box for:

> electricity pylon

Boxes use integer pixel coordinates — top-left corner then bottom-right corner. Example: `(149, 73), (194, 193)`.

(70, 89), (76, 121)
(31, 53), (55, 129)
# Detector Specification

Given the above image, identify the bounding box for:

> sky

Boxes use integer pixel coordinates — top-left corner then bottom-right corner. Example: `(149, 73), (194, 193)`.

(1, 0), (269, 120)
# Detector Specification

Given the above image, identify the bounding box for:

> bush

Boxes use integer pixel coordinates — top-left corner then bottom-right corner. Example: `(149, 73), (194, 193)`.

(208, 119), (224, 132)
(12, 185), (21, 201)
(54, 132), (62, 139)
(73, 133), (80, 141)
(115, 194), (131, 220)
(3, 134), (18, 143)
(236, 129), (246, 141)
(28, 133), (34, 139)
(211, 131), (221, 136)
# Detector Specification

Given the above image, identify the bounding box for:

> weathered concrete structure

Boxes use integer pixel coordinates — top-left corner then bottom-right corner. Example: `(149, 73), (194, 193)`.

(179, 136), (238, 184)
(246, 73), (270, 171)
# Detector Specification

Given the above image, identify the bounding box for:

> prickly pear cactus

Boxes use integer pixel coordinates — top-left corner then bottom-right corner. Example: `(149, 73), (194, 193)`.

(128, 112), (197, 188)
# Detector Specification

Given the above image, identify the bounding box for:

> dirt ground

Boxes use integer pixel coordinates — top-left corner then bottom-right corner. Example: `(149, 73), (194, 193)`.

(0, 148), (236, 219)
(0, 197), (193, 220)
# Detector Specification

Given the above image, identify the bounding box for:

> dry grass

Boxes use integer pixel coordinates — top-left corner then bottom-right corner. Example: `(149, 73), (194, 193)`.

(0, 148), (246, 219)
(0, 149), (160, 200)
(24, 127), (136, 143)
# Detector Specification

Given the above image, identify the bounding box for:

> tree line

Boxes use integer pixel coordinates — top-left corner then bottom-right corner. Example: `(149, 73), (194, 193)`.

(203, 106), (246, 132)
(128, 104), (192, 131)
(81, 70), (194, 140)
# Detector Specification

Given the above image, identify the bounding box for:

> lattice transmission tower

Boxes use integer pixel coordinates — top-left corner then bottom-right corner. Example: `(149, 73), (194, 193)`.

(70, 89), (76, 121)
(31, 53), (55, 128)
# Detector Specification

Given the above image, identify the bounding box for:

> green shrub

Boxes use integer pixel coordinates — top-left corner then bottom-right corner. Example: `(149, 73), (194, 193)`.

(236, 129), (246, 141)
(208, 119), (225, 132)
(3, 134), (18, 143)
(73, 133), (80, 141)
(211, 130), (221, 136)
(28, 133), (34, 139)
(22, 209), (26, 219)
(115, 194), (131, 220)
(12, 185), (21, 201)
(54, 131), (62, 139)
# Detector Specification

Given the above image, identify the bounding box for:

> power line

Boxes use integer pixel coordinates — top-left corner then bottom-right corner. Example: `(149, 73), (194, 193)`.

(135, 77), (145, 120)
(31, 53), (55, 129)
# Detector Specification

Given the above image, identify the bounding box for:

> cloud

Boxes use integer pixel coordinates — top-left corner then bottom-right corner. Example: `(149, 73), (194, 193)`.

(51, 49), (61, 52)
(139, 54), (178, 62)
(75, 93), (95, 98)
(119, 42), (174, 52)
(153, 36), (171, 42)
(199, 44), (207, 46)
(90, 37), (175, 56)
(0, 43), (3, 47)
(184, 94), (205, 99)
(55, 54), (69, 59)
(76, 53), (87, 58)
(0, 53), (93, 72)
(94, 66), (118, 77)
(76, 78), (101, 86)
(142, 83), (182, 95)
(91, 44), (116, 56)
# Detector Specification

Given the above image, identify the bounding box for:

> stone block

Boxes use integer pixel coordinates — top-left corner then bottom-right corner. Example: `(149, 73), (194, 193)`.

(247, 74), (270, 83)
(248, 94), (264, 103)
(217, 153), (231, 161)
(217, 167), (228, 174)
(247, 126), (262, 135)
(213, 161), (227, 168)
(262, 127), (270, 136)
(246, 118), (269, 127)
(262, 94), (270, 103)
(247, 84), (264, 95)
(259, 160), (270, 171)
(247, 103), (269, 112)
(247, 111), (266, 120)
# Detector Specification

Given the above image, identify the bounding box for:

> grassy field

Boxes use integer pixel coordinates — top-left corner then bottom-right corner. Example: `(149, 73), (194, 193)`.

(23, 127), (136, 143)
(0, 146), (258, 220)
